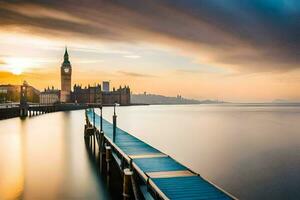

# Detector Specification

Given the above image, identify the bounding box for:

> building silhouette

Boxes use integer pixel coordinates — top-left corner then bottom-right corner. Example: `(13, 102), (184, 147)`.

(72, 83), (130, 105)
(39, 47), (131, 105)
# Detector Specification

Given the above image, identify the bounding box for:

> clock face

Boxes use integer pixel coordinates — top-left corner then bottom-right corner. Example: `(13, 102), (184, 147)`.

(64, 68), (70, 73)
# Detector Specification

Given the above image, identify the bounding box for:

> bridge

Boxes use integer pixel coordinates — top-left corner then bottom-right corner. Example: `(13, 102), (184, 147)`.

(0, 102), (98, 120)
(84, 107), (237, 200)
(0, 82), (102, 120)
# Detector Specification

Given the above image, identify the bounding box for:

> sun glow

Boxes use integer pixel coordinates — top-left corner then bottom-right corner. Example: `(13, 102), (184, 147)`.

(1, 57), (35, 75)
(11, 67), (23, 75)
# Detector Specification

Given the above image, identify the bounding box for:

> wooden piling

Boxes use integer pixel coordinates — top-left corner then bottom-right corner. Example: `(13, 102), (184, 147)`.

(123, 168), (133, 200)
(113, 114), (117, 142)
(99, 130), (104, 173)
(105, 145), (112, 186)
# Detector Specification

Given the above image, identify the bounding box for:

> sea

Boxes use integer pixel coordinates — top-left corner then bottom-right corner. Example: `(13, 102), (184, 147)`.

(1, 104), (299, 200)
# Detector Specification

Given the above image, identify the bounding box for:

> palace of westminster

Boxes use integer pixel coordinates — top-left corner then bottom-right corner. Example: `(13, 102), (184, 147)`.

(40, 48), (131, 105)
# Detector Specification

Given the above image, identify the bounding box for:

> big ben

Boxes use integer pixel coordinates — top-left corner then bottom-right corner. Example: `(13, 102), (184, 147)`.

(60, 47), (72, 103)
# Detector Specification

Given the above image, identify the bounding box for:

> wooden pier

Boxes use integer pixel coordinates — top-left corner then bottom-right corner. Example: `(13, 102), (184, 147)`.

(84, 108), (237, 200)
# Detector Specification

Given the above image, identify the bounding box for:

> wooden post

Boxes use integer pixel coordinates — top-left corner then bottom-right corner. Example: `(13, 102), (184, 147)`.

(84, 109), (88, 139)
(113, 104), (117, 142)
(84, 124), (87, 138)
(93, 107), (96, 128)
(85, 109), (88, 125)
(123, 168), (133, 200)
(105, 145), (112, 186)
(93, 108), (96, 154)
(99, 130), (104, 151)
(93, 130), (96, 157)
(92, 108), (96, 150)
(91, 133), (94, 151)
(99, 130), (104, 173)
(100, 106), (103, 132)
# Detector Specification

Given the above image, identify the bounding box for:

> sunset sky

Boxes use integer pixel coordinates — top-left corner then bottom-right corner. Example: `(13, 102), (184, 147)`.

(0, 0), (299, 102)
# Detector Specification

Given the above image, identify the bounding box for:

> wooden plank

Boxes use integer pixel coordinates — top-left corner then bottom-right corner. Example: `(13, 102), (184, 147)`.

(148, 179), (170, 200)
(147, 170), (196, 178)
(132, 162), (148, 181)
(129, 153), (167, 159)
(105, 135), (131, 164)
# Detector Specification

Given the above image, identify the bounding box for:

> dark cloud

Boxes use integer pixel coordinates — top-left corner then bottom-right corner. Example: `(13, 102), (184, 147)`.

(0, 0), (299, 72)
(117, 70), (156, 78)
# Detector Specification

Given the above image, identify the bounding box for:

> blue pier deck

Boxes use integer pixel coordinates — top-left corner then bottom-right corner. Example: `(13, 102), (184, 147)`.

(86, 109), (236, 200)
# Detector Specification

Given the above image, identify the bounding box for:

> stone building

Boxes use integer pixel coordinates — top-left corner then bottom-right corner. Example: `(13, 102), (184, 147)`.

(72, 84), (102, 104)
(39, 87), (60, 104)
(71, 83), (130, 105)
(0, 84), (20, 103)
(0, 82), (40, 103)
(102, 86), (130, 105)
(60, 48), (72, 103)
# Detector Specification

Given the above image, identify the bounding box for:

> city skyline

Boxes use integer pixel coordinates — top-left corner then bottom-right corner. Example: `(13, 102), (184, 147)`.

(0, 0), (300, 102)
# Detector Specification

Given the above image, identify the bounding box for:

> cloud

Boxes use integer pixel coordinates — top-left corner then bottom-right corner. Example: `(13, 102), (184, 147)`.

(0, 59), (5, 65)
(117, 70), (156, 78)
(0, 0), (299, 72)
(123, 55), (140, 59)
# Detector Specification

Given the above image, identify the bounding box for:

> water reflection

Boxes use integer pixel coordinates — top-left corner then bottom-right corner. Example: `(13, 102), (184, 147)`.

(1, 105), (300, 200)
(0, 111), (110, 200)
(0, 119), (24, 199)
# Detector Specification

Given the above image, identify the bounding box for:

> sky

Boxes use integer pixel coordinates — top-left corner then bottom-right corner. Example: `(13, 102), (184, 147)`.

(0, 0), (299, 102)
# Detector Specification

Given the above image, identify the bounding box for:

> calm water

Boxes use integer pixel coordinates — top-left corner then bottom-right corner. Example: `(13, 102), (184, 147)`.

(0, 110), (110, 200)
(1, 105), (300, 200)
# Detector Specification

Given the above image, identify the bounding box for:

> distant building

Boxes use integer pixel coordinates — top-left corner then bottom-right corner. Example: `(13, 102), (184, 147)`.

(40, 48), (131, 105)
(0, 84), (20, 103)
(103, 81), (110, 92)
(72, 84), (130, 105)
(39, 87), (60, 104)
(102, 86), (130, 105)
(0, 82), (40, 103)
(60, 47), (72, 103)
(26, 82), (40, 103)
(72, 84), (102, 104)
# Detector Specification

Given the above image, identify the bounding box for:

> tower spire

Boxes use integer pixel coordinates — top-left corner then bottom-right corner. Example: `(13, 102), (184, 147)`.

(63, 46), (69, 63)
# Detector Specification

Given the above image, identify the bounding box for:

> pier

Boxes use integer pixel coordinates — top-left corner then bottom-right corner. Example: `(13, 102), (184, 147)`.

(0, 103), (93, 120)
(84, 107), (237, 200)
(0, 80), (97, 120)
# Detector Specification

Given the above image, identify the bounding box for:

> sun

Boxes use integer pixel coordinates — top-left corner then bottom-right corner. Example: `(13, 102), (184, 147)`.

(11, 67), (23, 75)
(3, 57), (33, 75)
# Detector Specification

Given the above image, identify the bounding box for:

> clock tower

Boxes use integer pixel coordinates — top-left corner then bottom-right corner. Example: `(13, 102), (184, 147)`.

(60, 47), (72, 103)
